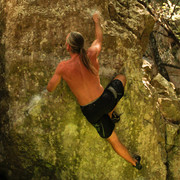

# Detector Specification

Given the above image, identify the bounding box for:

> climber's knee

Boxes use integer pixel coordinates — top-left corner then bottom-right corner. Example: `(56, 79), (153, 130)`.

(114, 74), (126, 87)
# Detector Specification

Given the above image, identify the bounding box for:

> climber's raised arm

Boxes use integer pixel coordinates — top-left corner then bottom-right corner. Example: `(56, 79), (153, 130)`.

(90, 12), (103, 57)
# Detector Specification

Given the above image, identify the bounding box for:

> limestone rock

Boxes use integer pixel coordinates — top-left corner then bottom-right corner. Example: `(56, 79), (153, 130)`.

(151, 73), (177, 98)
(142, 58), (158, 81)
(166, 66), (180, 94)
(166, 123), (179, 151)
(0, 0), (179, 179)
(158, 98), (180, 123)
(167, 132), (180, 180)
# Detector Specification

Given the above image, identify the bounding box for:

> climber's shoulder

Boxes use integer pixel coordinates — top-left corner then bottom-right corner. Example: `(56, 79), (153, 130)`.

(54, 60), (66, 75)
(88, 40), (102, 58)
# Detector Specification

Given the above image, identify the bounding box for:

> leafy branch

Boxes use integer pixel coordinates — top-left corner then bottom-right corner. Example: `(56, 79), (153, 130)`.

(170, 0), (180, 19)
(137, 0), (180, 46)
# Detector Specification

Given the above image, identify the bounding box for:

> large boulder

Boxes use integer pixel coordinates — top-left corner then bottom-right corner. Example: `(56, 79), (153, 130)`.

(0, 0), (178, 179)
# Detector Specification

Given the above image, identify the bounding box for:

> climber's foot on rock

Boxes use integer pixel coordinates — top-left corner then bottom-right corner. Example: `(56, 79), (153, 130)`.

(111, 111), (121, 123)
(133, 154), (142, 170)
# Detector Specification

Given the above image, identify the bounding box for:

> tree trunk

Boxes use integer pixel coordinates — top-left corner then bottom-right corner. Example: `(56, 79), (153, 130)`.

(149, 32), (170, 81)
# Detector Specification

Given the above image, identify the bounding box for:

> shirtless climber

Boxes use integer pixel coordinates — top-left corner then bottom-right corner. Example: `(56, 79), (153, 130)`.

(47, 12), (142, 170)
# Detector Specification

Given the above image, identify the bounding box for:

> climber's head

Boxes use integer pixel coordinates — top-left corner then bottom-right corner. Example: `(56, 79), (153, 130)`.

(65, 32), (96, 74)
(66, 31), (84, 53)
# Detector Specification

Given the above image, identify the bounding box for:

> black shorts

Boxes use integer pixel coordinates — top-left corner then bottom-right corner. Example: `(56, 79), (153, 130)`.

(80, 79), (124, 138)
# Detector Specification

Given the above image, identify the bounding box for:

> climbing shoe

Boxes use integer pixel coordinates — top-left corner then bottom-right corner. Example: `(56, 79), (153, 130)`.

(133, 154), (142, 170)
(111, 111), (121, 123)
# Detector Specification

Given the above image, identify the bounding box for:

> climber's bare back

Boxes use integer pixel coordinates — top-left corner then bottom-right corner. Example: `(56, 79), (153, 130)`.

(58, 46), (104, 106)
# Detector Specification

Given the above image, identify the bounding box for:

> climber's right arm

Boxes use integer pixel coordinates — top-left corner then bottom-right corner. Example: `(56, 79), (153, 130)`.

(89, 12), (103, 57)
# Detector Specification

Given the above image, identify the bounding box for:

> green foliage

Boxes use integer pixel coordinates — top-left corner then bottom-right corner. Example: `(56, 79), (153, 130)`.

(139, 0), (180, 42)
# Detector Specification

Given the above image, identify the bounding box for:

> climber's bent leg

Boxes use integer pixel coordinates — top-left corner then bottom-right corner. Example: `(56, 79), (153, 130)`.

(114, 74), (126, 87)
(108, 74), (126, 118)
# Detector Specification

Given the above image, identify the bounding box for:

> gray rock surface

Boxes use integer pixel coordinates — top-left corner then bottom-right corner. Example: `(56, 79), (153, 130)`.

(0, 0), (179, 179)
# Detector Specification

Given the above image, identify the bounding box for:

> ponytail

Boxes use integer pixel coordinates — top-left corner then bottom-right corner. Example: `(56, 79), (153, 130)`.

(67, 31), (97, 75)
(80, 48), (96, 75)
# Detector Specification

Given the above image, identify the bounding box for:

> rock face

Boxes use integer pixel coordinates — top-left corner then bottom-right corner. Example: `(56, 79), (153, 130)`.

(0, 0), (179, 179)
(145, 22), (180, 94)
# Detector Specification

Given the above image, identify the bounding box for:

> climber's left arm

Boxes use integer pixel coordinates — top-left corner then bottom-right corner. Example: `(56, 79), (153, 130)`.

(47, 63), (62, 92)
